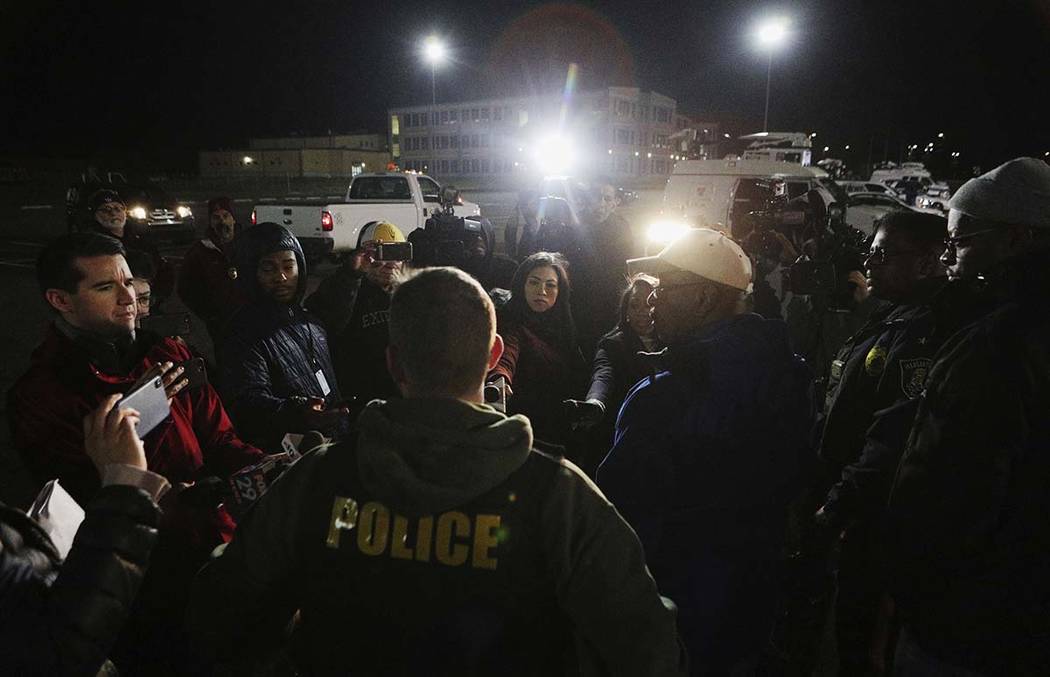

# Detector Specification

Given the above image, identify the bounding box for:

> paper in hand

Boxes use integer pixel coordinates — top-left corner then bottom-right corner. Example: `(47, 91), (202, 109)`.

(27, 479), (85, 560)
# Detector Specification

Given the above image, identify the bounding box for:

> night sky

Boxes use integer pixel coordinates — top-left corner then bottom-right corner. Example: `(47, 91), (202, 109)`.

(4, 0), (1048, 170)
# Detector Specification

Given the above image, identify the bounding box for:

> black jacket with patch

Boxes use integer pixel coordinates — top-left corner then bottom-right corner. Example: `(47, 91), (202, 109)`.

(818, 277), (987, 527)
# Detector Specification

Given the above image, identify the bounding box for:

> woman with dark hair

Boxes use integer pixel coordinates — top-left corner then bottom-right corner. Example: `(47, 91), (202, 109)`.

(488, 252), (586, 445)
(565, 275), (664, 471)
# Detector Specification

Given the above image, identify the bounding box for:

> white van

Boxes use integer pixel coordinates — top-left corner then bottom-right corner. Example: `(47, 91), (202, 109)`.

(660, 159), (842, 238)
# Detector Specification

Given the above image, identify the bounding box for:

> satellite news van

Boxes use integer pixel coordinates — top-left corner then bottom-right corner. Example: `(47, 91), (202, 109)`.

(659, 158), (841, 238)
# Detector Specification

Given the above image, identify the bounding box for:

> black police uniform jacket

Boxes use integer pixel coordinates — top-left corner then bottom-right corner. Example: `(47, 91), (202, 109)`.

(189, 398), (686, 676)
(886, 249), (1050, 673)
(817, 276), (988, 527)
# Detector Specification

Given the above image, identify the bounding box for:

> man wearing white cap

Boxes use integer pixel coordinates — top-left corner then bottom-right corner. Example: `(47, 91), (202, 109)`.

(886, 158), (1050, 674)
(597, 228), (814, 674)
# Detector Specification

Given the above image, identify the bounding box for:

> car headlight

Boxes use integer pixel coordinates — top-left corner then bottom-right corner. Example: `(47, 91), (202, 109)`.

(176, 205), (193, 218)
(646, 221), (691, 245)
(128, 206), (148, 220)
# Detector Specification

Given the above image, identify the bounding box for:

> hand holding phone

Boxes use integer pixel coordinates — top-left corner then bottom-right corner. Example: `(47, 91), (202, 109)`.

(117, 375), (171, 437)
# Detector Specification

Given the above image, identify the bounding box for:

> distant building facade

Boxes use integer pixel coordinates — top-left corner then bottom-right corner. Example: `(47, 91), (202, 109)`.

(200, 133), (391, 178)
(388, 87), (720, 181)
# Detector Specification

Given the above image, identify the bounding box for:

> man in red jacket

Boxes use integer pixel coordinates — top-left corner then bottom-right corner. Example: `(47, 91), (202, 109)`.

(178, 196), (245, 340)
(8, 232), (264, 673)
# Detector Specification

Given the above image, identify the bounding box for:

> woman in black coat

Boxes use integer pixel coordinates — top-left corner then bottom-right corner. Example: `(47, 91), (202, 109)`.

(566, 274), (663, 472)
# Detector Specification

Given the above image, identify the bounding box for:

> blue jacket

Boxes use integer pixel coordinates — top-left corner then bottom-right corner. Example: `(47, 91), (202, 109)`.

(598, 313), (814, 668)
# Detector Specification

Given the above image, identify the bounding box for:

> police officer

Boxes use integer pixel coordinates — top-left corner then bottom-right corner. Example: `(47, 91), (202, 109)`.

(813, 210), (966, 674)
(189, 267), (687, 676)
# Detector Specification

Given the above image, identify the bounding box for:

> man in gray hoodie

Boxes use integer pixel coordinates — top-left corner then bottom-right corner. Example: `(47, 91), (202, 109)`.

(189, 266), (686, 675)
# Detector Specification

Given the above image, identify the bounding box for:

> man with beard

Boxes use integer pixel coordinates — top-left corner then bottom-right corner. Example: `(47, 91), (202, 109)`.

(598, 229), (813, 674)
(219, 223), (347, 452)
(886, 158), (1050, 674)
(179, 196), (245, 341)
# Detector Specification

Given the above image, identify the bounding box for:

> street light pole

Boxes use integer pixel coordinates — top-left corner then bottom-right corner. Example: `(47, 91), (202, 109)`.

(431, 63), (436, 106)
(763, 52), (773, 133)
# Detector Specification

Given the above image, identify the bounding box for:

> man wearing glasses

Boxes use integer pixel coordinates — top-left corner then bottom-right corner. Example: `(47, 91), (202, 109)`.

(812, 210), (965, 673)
(886, 158), (1050, 674)
(598, 228), (813, 674)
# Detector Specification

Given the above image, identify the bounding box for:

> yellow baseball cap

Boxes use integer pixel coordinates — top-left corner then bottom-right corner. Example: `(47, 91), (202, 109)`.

(360, 221), (405, 244)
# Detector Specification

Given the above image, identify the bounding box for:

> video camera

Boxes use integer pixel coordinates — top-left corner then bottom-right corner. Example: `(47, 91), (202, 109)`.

(409, 186), (490, 269)
(740, 179), (867, 310)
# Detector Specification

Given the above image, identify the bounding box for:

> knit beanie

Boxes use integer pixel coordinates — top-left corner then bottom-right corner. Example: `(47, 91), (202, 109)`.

(949, 157), (1050, 228)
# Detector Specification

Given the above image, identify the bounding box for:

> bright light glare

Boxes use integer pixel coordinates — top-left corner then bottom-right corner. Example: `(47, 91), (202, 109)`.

(532, 133), (575, 175)
(647, 221), (691, 244)
(176, 206), (192, 218)
(128, 206), (148, 220)
(755, 17), (790, 49)
(422, 36), (446, 65)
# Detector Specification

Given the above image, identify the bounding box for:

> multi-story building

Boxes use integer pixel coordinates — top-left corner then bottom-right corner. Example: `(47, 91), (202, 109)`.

(199, 133), (391, 178)
(388, 87), (720, 182)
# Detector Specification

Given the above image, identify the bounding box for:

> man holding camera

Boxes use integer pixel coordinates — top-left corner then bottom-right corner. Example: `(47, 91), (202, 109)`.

(306, 220), (406, 408)
(598, 229), (814, 674)
(220, 222), (347, 451)
(190, 266), (687, 676)
(9, 232), (265, 673)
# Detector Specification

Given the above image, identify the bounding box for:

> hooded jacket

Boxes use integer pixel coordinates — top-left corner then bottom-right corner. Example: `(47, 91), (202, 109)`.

(598, 313), (814, 672)
(219, 223), (342, 452)
(190, 398), (687, 676)
(886, 248), (1050, 672)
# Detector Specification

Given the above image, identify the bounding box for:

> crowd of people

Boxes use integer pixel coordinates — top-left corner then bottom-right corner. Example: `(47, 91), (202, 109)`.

(1, 159), (1049, 676)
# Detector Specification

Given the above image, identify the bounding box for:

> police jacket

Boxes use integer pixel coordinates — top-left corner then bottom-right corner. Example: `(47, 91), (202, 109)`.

(189, 398), (687, 676)
(817, 276), (985, 527)
(886, 249), (1050, 672)
(220, 223), (342, 452)
(305, 265), (398, 406)
(0, 485), (160, 675)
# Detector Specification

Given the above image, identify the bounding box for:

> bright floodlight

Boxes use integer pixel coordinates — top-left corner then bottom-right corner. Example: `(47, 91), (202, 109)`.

(422, 36), (446, 65)
(755, 17), (790, 49)
(533, 133), (575, 176)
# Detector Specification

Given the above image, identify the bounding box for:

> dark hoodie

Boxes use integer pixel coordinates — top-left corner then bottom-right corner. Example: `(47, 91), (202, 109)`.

(218, 223), (342, 452)
(598, 313), (814, 673)
(190, 398), (687, 676)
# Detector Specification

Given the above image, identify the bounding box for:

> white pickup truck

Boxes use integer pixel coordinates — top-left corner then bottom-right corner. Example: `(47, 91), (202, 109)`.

(251, 172), (481, 259)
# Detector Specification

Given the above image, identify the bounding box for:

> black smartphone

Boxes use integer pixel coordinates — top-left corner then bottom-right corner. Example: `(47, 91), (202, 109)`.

(141, 313), (192, 338)
(375, 241), (413, 262)
(177, 357), (208, 390)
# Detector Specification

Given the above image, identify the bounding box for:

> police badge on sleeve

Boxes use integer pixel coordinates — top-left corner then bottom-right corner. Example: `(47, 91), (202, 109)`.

(899, 358), (932, 398)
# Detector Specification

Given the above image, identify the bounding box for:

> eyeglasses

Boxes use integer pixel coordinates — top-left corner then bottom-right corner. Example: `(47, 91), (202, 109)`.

(865, 247), (918, 265)
(943, 228), (1000, 250)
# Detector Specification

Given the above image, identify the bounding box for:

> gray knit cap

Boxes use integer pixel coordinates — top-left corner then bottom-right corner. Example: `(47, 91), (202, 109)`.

(949, 157), (1050, 228)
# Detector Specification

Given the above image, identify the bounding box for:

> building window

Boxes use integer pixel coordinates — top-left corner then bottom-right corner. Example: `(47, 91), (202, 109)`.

(480, 134), (489, 148)
(452, 159), (461, 173)
(480, 108), (490, 120)
(451, 135), (459, 149)
(450, 110), (458, 122)
(493, 107), (502, 121)
(391, 115), (400, 135)
(471, 134), (479, 148)
(421, 137), (429, 151)
(441, 159), (449, 173)
(471, 159), (480, 173)
(616, 128), (630, 145)
(440, 111), (449, 123)
(481, 159), (490, 172)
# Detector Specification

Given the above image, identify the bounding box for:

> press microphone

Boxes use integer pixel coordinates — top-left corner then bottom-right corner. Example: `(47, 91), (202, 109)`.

(228, 431), (328, 509)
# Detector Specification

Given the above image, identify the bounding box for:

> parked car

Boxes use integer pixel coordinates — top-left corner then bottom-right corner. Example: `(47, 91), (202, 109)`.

(838, 180), (895, 195)
(845, 191), (926, 235)
(251, 172), (480, 259)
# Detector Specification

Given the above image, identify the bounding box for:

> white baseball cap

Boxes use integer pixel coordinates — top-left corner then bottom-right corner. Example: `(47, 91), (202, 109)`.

(627, 228), (753, 293)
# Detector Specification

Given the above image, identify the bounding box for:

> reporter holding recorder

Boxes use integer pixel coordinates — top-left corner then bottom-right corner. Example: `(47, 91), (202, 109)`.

(1, 396), (164, 675)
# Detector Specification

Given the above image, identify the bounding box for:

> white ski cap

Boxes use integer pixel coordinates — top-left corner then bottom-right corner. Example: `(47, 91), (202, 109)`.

(626, 228), (753, 293)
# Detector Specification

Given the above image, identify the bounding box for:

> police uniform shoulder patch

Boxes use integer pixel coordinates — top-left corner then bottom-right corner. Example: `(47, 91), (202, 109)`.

(899, 357), (932, 398)
(864, 346), (888, 376)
